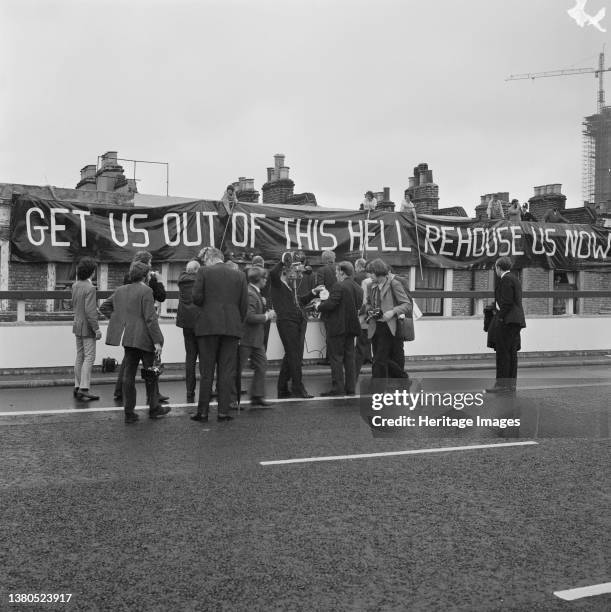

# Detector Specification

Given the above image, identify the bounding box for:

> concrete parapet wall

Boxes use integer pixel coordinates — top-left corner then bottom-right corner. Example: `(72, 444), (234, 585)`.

(0, 316), (609, 370)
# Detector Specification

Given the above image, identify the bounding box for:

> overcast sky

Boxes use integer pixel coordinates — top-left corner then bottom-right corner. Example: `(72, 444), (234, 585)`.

(1, 0), (608, 214)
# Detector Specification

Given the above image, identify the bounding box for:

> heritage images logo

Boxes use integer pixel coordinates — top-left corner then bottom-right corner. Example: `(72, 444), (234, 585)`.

(567, 0), (607, 32)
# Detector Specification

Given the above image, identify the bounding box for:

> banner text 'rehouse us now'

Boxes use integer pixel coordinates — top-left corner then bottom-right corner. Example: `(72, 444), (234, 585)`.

(9, 195), (611, 269)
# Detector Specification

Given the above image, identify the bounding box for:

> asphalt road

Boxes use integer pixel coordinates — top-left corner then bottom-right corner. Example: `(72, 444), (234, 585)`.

(0, 368), (609, 611)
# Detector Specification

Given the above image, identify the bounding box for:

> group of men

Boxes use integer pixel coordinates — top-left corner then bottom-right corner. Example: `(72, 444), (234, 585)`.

(71, 242), (526, 423)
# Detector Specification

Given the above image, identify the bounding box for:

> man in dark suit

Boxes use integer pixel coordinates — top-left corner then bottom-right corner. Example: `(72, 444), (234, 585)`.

(316, 261), (363, 396)
(176, 260), (201, 403)
(487, 256), (526, 393)
(251, 256), (272, 350)
(191, 247), (248, 422)
(241, 267), (276, 406)
(316, 250), (337, 290)
(270, 252), (323, 398)
(100, 261), (168, 423)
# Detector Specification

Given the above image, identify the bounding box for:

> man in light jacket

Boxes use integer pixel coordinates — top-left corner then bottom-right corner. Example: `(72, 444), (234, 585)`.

(71, 257), (102, 401)
(363, 258), (411, 379)
(100, 261), (168, 423)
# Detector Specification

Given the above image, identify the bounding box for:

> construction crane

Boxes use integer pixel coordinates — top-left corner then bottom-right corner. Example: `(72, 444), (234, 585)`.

(506, 50), (610, 112)
(506, 50), (611, 206)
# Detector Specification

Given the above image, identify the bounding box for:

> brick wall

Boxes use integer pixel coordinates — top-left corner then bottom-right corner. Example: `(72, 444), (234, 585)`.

(107, 263), (131, 289)
(474, 269), (492, 292)
(451, 269), (473, 316)
(581, 270), (611, 314)
(522, 267), (551, 315)
(261, 179), (295, 204)
(8, 262), (48, 311)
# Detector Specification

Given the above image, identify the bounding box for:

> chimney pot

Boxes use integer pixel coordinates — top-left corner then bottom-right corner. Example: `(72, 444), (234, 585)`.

(383, 187), (390, 201)
(408, 177), (415, 188)
(274, 154), (285, 169)
(267, 167), (274, 182)
(278, 166), (290, 180)
(101, 151), (118, 168)
(80, 165), (96, 179)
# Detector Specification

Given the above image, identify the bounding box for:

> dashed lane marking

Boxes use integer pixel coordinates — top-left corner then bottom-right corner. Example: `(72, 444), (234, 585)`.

(259, 441), (539, 465)
(554, 582), (611, 601)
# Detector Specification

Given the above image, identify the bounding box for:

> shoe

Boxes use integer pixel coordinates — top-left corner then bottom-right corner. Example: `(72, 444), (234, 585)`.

(250, 397), (272, 407)
(217, 414), (234, 422)
(485, 386), (512, 394)
(229, 401), (239, 411)
(320, 390), (343, 397)
(125, 412), (139, 424)
(149, 405), (171, 419)
(346, 391), (356, 396)
(292, 390), (314, 399)
(73, 387), (79, 398)
(77, 390), (99, 401)
(186, 395), (195, 403)
(190, 413), (208, 422)
(158, 394), (170, 403)
(113, 393), (123, 402)
(278, 390), (291, 399)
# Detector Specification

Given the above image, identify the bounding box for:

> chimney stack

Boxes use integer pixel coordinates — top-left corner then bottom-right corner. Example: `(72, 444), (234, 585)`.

(236, 177), (260, 203)
(528, 184), (567, 220)
(76, 165), (97, 191)
(376, 186), (395, 212)
(407, 162), (439, 214)
(262, 153), (295, 204)
(95, 151), (126, 192)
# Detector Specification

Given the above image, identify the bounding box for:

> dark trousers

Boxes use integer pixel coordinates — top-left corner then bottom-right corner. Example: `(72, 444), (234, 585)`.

(371, 323), (406, 379)
(495, 323), (521, 388)
(355, 328), (372, 377)
(114, 359), (125, 397)
(115, 354), (163, 400)
(182, 328), (199, 399)
(197, 335), (239, 416)
(277, 318), (307, 394)
(122, 347), (157, 414)
(240, 344), (267, 399)
(327, 334), (357, 394)
(263, 319), (271, 351)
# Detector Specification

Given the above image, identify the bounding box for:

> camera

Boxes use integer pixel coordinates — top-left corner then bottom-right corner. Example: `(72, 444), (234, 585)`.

(365, 308), (384, 322)
(282, 251), (307, 281)
(141, 361), (164, 382)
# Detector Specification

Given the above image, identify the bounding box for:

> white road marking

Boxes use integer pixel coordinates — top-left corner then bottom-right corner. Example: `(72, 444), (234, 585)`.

(260, 441), (539, 465)
(2, 380), (610, 417)
(0, 394), (361, 417)
(554, 582), (611, 601)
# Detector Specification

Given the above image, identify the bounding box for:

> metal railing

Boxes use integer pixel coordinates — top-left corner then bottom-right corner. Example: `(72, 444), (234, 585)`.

(1, 290), (610, 322)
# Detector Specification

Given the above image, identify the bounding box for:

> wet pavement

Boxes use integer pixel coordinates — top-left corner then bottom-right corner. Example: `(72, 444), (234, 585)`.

(0, 366), (610, 610)
(1, 363), (610, 414)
